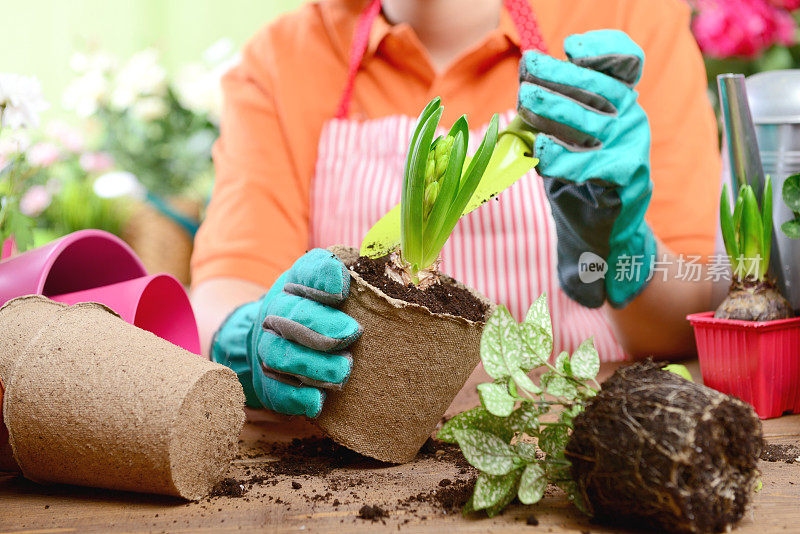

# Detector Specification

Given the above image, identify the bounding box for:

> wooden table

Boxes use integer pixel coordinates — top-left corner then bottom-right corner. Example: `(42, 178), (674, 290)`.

(1, 361), (798, 534)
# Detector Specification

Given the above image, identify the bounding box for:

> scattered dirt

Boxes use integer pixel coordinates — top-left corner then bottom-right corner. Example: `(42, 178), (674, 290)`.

(351, 254), (488, 322)
(525, 514), (539, 526)
(209, 478), (245, 498)
(760, 443), (800, 463)
(357, 504), (388, 521)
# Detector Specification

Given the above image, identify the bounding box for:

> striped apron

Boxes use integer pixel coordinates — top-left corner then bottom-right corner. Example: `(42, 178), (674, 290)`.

(309, 0), (625, 362)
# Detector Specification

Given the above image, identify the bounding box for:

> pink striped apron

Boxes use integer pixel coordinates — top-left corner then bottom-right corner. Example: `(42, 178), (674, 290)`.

(310, 0), (625, 362)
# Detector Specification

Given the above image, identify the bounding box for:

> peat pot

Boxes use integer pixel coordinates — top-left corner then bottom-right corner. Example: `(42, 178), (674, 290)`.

(688, 311), (800, 418)
(316, 246), (495, 463)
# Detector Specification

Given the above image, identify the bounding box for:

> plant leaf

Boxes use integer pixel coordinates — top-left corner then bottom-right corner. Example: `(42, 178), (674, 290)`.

(480, 306), (523, 379)
(438, 406), (516, 443)
(554, 351), (571, 376)
(541, 371), (578, 399)
(740, 185), (764, 278)
(557, 479), (590, 515)
(720, 183), (739, 263)
(511, 369), (542, 396)
(520, 293), (553, 368)
(762, 176), (772, 270)
(783, 173), (800, 212)
(512, 441), (539, 463)
(782, 218), (800, 239)
(539, 424), (570, 458)
(471, 470), (522, 513)
(402, 103), (442, 270)
(453, 429), (520, 475)
(478, 381), (516, 417)
(507, 402), (547, 435)
(570, 338), (600, 380)
(518, 463), (547, 505)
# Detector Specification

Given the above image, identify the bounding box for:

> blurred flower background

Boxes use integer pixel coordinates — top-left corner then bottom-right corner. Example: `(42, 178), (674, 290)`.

(2, 0), (800, 282)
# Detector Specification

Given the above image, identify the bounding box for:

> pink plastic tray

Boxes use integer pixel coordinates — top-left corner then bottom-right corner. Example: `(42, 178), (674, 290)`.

(688, 311), (800, 419)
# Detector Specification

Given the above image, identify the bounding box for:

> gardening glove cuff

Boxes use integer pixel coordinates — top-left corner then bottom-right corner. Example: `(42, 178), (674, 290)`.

(211, 300), (262, 408)
(518, 30), (656, 308)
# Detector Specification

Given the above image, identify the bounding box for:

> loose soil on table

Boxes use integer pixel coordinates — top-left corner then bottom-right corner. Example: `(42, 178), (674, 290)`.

(207, 436), (477, 522)
(350, 254), (488, 322)
(760, 443), (800, 463)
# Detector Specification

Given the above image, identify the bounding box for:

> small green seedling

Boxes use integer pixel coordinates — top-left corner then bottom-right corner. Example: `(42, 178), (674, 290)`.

(781, 173), (800, 239)
(438, 294), (600, 517)
(361, 101), (539, 286)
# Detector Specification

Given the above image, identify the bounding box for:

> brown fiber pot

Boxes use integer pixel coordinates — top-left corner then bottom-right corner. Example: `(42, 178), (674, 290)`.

(316, 246), (496, 463)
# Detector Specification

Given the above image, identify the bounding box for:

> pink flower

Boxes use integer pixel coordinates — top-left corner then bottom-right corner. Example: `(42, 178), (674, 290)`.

(26, 142), (61, 168)
(44, 120), (86, 153)
(768, 0), (800, 10)
(79, 151), (114, 173)
(20, 185), (52, 217)
(691, 0), (798, 58)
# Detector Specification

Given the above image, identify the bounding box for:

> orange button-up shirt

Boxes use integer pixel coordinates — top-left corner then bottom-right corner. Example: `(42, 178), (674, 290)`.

(192, 0), (721, 289)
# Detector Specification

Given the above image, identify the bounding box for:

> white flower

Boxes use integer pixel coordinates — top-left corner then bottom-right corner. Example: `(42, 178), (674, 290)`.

(63, 69), (109, 117)
(131, 96), (168, 122)
(0, 73), (49, 129)
(110, 49), (167, 111)
(0, 131), (31, 157)
(26, 142), (61, 167)
(174, 42), (239, 123)
(19, 185), (52, 217)
(69, 51), (117, 75)
(93, 170), (145, 199)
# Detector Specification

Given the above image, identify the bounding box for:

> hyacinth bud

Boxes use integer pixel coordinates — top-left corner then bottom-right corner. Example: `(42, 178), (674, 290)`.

(435, 135), (454, 179)
(424, 180), (440, 216)
(425, 153), (436, 186)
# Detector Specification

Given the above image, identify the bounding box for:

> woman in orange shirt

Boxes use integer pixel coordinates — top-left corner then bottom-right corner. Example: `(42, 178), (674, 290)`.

(192, 0), (720, 417)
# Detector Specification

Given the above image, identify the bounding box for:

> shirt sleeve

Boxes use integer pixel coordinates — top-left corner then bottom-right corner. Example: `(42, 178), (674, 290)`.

(191, 28), (309, 288)
(626, 0), (721, 259)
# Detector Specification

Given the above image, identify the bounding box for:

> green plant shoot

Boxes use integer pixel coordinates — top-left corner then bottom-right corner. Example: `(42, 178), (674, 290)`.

(438, 294), (601, 517)
(396, 97), (500, 282)
(720, 177), (773, 281)
(781, 173), (800, 239)
(362, 101), (539, 282)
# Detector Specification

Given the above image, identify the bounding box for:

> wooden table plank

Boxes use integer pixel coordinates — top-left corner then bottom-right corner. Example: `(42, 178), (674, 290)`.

(1, 361), (798, 534)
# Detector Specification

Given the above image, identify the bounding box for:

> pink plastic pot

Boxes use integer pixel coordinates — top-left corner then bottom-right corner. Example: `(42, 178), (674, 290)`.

(687, 311), (800, 419)
(0, 230), (146, 307)
(51, 274), (201, 354)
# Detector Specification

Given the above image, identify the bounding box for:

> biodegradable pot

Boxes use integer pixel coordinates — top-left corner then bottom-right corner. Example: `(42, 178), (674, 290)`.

(688, 311), (800, 418)
(0, 295), (245, 499)
(316, 246), (495, 464)
(122, 198), (200, 286)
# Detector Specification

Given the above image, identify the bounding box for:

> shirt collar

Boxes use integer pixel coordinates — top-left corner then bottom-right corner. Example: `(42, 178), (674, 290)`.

(364, 3), (522, 59)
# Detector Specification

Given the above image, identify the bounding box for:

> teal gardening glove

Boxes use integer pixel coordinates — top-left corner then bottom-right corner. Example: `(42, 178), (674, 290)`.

(517, 30), (656, 308)
(211, 249), (362, 418)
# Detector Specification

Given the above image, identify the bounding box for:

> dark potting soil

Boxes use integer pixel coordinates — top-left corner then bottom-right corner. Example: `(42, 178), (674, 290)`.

(396, 476), (476, 514)
(209, 478), (245, 498)
(351, 254), (488, 322)
(760, 443), (800, 463)
(357, 504), (388, 521)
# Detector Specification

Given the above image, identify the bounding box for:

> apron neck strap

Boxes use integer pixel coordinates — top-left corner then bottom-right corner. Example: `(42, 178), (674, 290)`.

(335, 0), (546, 119)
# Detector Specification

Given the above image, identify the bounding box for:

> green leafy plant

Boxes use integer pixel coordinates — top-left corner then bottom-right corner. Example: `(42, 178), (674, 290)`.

(387, 97), (499, 287)
(719, 178), (773, 281)
(716, 175), (791, 321)
(781, 173), (800, 239)
(438, 294), (600, 517)
(0, 153), (36, 252)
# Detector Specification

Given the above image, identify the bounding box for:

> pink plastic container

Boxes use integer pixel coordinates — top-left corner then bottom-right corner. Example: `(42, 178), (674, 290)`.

(687, 311), (800, 419)
(0, 230), (146, 307)
(51, 274), (201, 354)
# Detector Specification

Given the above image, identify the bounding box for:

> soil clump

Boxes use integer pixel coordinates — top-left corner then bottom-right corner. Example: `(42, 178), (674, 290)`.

(351, 254), (487, 322)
